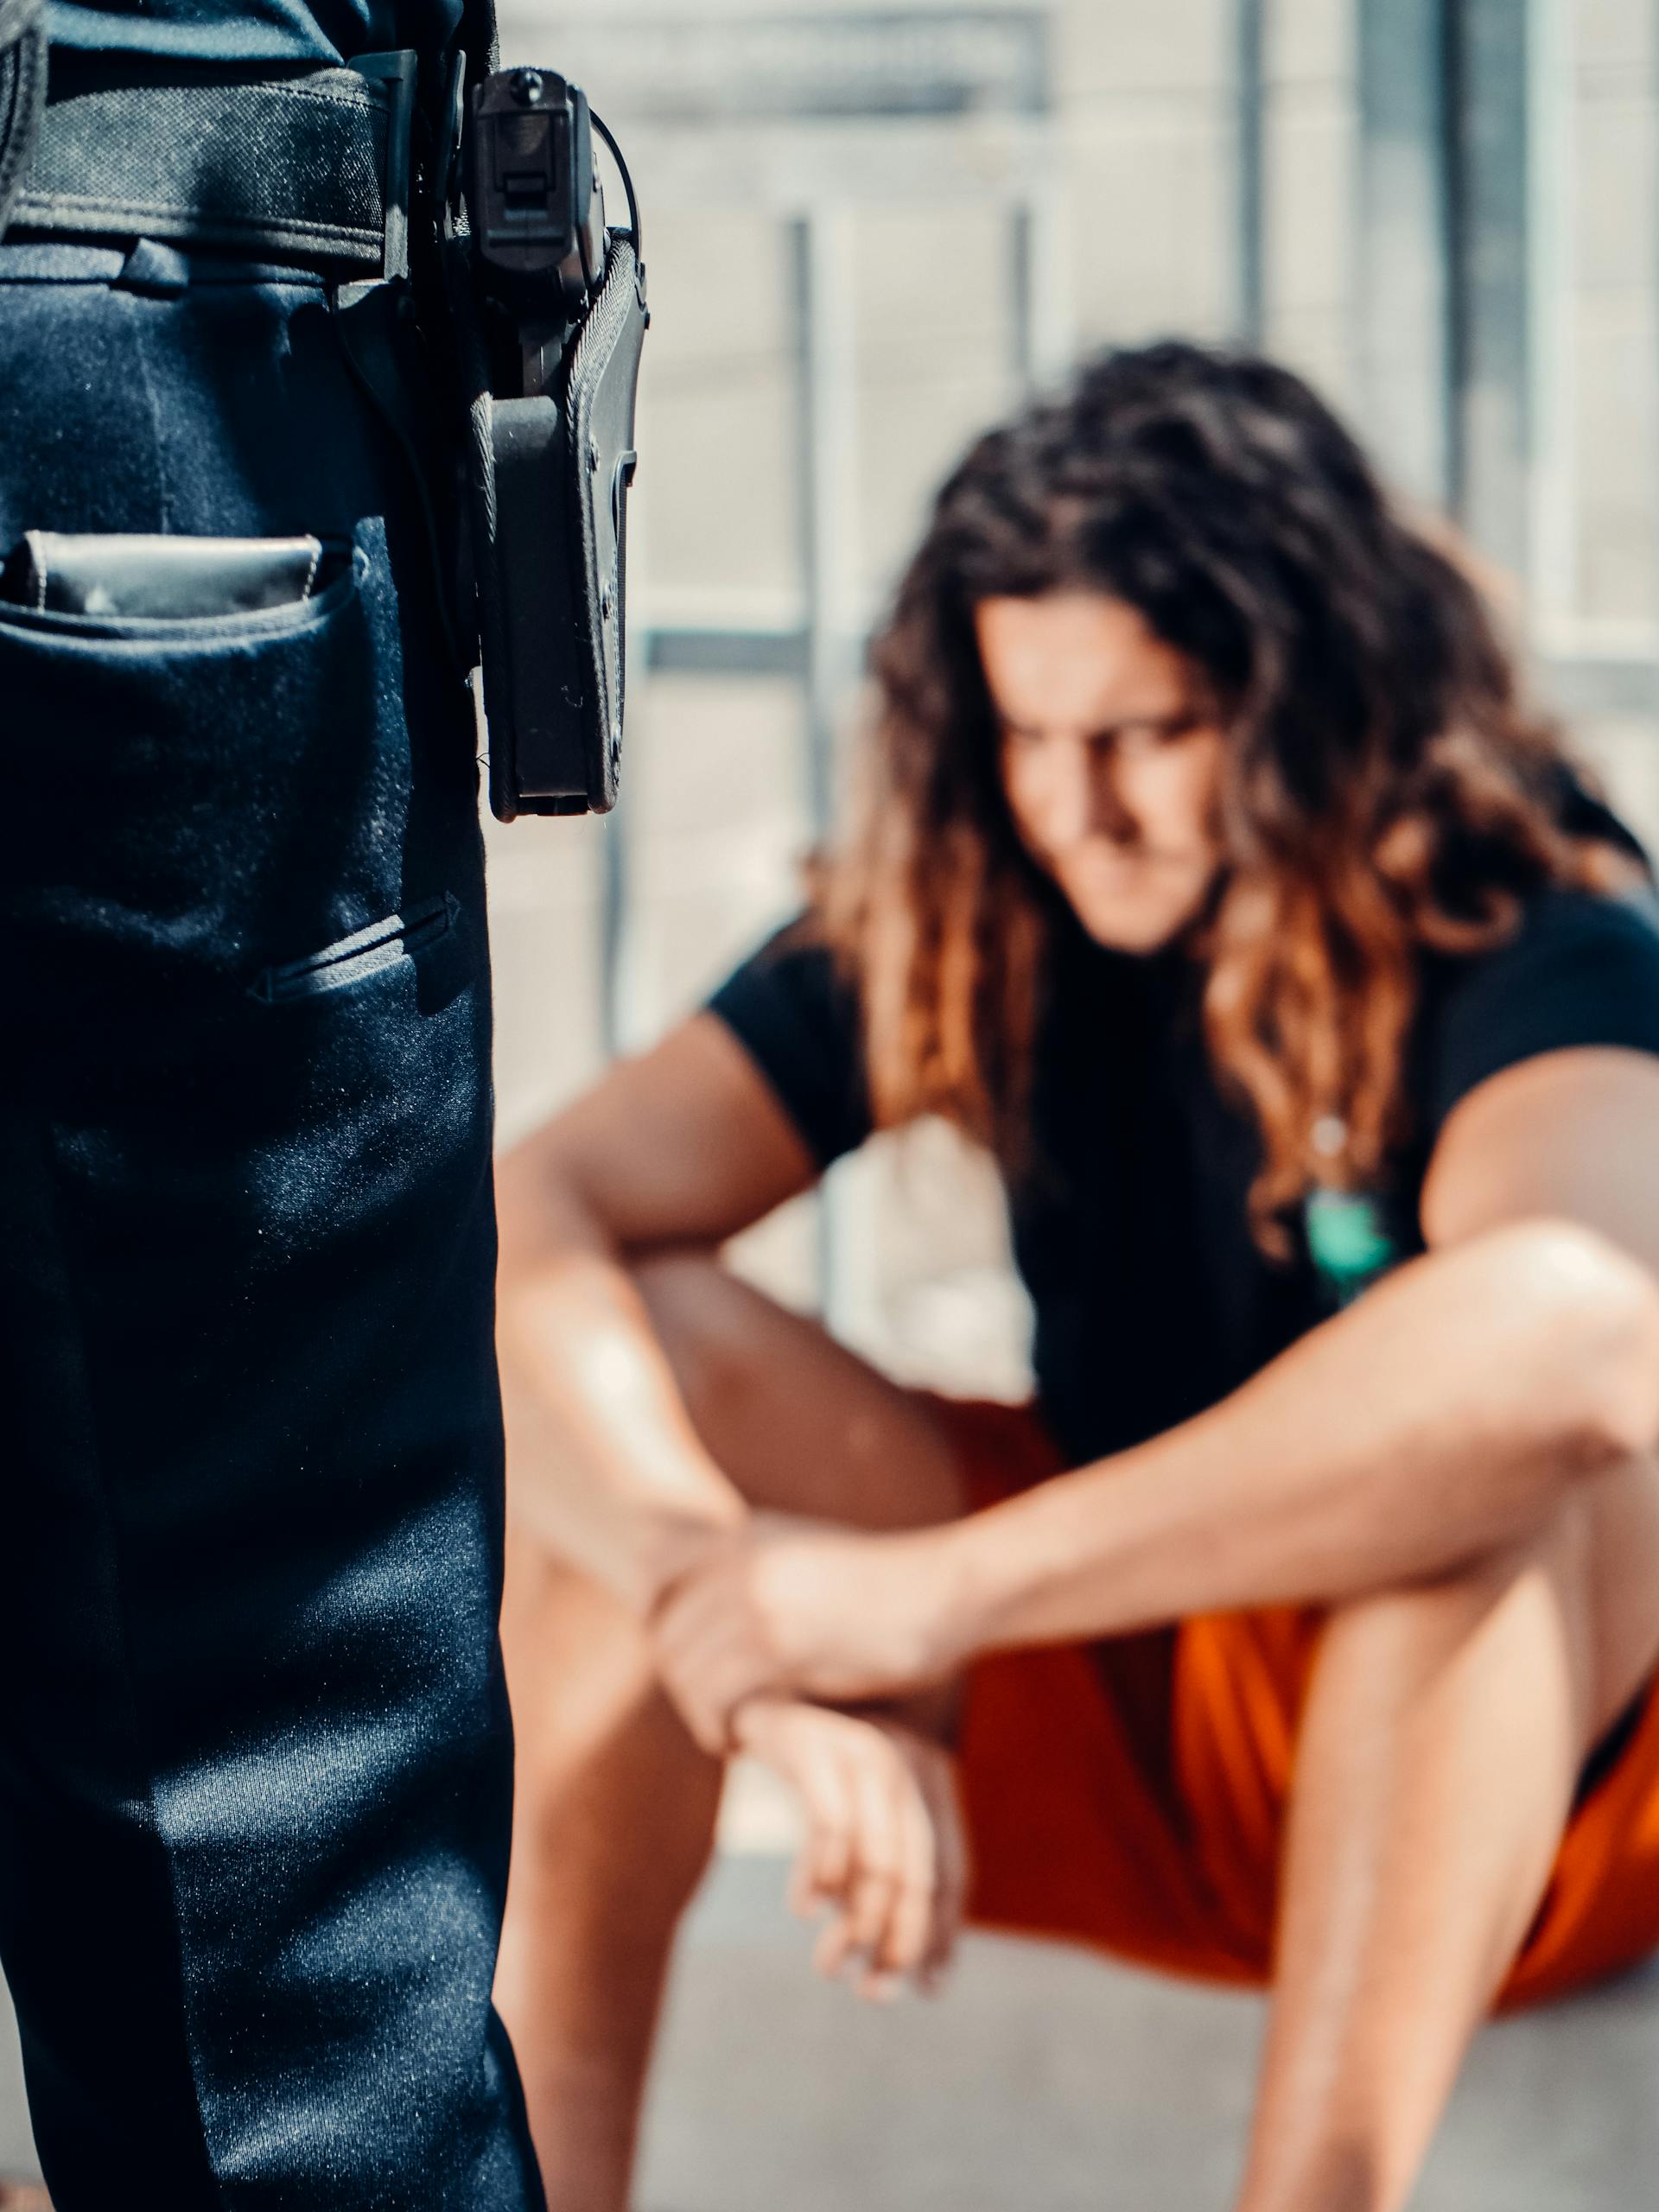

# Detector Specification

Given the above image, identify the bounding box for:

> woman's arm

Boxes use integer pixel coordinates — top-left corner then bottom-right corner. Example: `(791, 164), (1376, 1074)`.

(496, 1011), (817, 1609)
(650, 1049), (1659, 1738)
(499, 1015), (969, 1992)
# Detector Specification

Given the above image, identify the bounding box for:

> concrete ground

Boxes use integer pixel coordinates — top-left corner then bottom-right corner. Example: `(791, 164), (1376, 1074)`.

(7, 1846), (1655, 2206)
(637, 1853), (1659, 2212)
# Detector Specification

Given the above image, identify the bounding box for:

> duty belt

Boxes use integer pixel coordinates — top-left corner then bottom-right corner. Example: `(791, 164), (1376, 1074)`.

(6, 51), (423, 277)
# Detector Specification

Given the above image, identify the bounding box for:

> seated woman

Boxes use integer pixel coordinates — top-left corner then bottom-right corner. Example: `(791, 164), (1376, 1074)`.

(492, 342), (1659, 2212)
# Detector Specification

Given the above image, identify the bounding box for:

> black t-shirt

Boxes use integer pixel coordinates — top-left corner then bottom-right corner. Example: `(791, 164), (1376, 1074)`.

(709, 885), (1659, 1469)
(47, 0), (462, 68)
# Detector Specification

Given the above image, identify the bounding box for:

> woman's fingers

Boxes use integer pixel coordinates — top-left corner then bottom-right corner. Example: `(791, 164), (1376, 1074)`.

(649, 1560), (793, 1752)
(789, 1748), (855, 1918)
(653, 1608), (766, 1752)
(869, 1757), (938, 1988)
(649, 1513), (957, 1729)
(731, 1701), (963, 2002)
(858, 1730), (962, 1988)
(838, 1745), (910, 1993)
(817, 1723), (950, 1998)
(794, 1745), (905, 1989)
(912, 1740), (969, 1989)
(747, 1703), (866, 1960)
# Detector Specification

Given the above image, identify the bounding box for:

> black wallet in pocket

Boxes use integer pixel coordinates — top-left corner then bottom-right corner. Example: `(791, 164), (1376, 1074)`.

(0, 531), (350, 619)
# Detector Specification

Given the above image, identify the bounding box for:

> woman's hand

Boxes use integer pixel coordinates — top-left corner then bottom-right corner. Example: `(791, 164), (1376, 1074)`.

(731, 1698), (968, 1999)
(647, 1512), (970, 1754)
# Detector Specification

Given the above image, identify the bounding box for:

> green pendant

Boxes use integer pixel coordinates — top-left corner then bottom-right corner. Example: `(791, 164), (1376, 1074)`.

(1304, 1189), (1398, 1304)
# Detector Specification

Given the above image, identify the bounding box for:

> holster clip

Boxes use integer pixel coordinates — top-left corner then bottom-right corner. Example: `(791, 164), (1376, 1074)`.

(349, 48), (417, 281)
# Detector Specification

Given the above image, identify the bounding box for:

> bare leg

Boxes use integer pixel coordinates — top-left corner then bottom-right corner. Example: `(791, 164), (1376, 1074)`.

(1236, 1457), (1659, 2212)
(499, 1252), (1659, 2212)
(495, 1252), (968, 2210)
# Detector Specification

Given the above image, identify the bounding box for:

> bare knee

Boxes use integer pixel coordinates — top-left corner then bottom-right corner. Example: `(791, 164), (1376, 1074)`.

(503, 1528), (664, 1751)
(502, 1529), (722, 1879)
(631, 1248), (772, 1459)
(1491, 1221), (1659, 1475)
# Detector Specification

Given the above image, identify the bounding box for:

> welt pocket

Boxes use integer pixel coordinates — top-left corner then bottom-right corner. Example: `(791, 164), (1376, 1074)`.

(0, 556), (361, 644)
(251, 893), (461, 1004)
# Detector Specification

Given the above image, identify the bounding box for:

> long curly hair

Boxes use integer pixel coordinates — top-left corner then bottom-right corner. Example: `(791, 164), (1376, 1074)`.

(814, 341), (1631, 1250)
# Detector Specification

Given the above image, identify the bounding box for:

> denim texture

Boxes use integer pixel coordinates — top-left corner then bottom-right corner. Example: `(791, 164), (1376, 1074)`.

(45, 0), (464, 69)
(0, 240), (543, 2209)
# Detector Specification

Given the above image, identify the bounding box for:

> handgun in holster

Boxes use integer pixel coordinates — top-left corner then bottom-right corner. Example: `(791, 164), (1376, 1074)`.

(458, 67), (648, 820)
(0, 0), (646, 820)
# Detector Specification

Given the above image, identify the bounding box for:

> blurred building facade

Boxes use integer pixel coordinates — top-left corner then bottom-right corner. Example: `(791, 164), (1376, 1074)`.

(486, 0), (1659, 1396)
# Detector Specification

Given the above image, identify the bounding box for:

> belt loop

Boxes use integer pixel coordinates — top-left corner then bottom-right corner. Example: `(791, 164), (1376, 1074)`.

(351, 48), (417, 282)
(0, 0), (48, 242)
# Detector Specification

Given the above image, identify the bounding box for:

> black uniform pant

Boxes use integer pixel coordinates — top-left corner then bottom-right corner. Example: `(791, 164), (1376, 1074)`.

(0, 236), (544, 2209)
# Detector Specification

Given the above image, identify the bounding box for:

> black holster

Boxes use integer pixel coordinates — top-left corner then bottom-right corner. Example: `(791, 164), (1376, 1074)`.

(0, 2), (646, 822)
(461, 233), (645, 819)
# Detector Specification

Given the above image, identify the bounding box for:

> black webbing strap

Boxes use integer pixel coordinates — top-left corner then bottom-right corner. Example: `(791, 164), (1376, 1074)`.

(10, 55), (416, 272)
(0, 0), (46, 240)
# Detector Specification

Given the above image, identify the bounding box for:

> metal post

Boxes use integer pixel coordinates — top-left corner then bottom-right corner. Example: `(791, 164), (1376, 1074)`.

(790, 209), (859, 850)
(1236, 0), (1267, 347)
(1355, 0), (1456, 508)
(1007, 185), (1075, 397)
(599, 782), (631, 1058)
(1526, 0), (1575, 625)
(1009, 199), (1038, 395)
(599, 559), (652, 1058)
(1450, 0), (1535, 580)
(789, 207), (869, 1338)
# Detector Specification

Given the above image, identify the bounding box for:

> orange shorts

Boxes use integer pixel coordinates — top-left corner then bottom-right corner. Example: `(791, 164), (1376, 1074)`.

(941, 1398), (1659, 2011)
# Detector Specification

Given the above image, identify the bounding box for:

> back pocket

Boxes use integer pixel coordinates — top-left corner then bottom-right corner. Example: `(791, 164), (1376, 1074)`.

(251, 893), (462, 1005)
(0, 518), (429, 1009)
(0, 531), (352, 627)
(0, 536), (360, 642)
